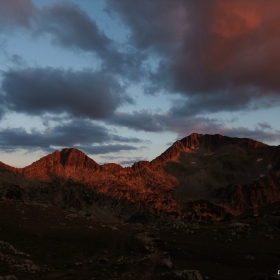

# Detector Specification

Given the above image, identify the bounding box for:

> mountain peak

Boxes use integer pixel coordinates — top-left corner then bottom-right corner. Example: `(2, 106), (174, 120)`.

(180, 133), (267, 149)
(151, 133), (268, 166)
(59, 148), (91, 167)
(23, 148), (99, 180)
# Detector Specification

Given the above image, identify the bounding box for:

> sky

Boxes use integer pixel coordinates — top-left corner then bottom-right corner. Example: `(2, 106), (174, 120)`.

(0, 0), (280, 168)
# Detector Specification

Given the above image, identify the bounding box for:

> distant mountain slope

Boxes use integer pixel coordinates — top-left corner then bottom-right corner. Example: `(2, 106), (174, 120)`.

(0, 133), (280, 221)
(161, 133), (279, 201)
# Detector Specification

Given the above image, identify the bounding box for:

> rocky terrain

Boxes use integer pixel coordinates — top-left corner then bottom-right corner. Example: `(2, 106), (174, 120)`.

(1, 133), (280, 221)
(1, 133), (280, 279)
(0, 200), (280, 279)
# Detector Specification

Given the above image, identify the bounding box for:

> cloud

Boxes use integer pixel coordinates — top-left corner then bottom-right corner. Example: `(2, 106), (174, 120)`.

(0, 119), (142, 152)
(2, 67), (132, 119)
(8, 54), (27, 67)
(111, 134), (143, 143)
(32, 2), (145, 81)
(110, 110), (165, 132)
(0, 120), (108, 152)
(82, 144), (138, 155)
(109, 109), (280, 144)
(106, 0), (188, 55)
(0, 0), (35, 30)
(35, 2), (110, 54)
(257, 122), (272, 131)
(0, 1), (145, 82)
(1, 0), (280, 155)
(108, 108), (280, 145)
(170, 88), (280, 117)
(108, 0), (280, 114)
(0, 100), (6, 121)
(2, 1), (280, 116)
(119, 157), (148, 166)
(0, 127), (52, 152)
(220, 126), (280, 144)
(161, 114), (280, 144)
(98, 155), (147, 166)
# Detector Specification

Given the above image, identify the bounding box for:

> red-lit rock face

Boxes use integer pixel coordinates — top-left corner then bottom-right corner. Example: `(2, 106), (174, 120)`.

(0, 133), (280, 221)
(215, 171), (280, 215)
(21, 147), (181, 216)
(22, 148), (100, 181)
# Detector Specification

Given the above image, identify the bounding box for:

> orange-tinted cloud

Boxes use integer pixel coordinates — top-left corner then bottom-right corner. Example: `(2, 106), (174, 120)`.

(0, 0), (35, 29)
(145, 0), (280, 119)
(204, 0), (280, 91)
(211, 1), (262, 39)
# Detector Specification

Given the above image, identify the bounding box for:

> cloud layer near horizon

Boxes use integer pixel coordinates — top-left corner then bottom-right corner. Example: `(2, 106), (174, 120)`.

(0, 0), (280, 163)
(0, 119), (142, 154)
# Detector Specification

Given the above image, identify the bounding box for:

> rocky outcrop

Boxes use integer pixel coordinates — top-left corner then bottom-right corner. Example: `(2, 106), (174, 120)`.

(216, 171), (280, 214)
(183, 199), (233, 221)
(179, 133), (268, 150)
(0, 275), (18, 280)
(0, 240), (41, 275)
(169, 270), (203, 280)
(151, 140), (188, 166)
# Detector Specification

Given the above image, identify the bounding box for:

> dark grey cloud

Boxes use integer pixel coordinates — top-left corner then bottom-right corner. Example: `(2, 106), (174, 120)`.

(0, 0), (35, 30)
(0, 119), (142, 153)
(0, 120), (107, 152)
(170, 88), (280, 117)
(106, 0), (187, 55)
(50, 120), (111, 146)
(111, 134), (143, 143)
(0, 99), (6, 120)
(35, 2), (110, 54)
(0, 127), (53, 152)
(108, 0), (280, 114)
(9, 54), (27, 67)
(2, 67), (132, 119)
(109, 110), (164, 132)
(0, 1), (145, 82)
(32, 2), (145, 82)
(257, 122), (272, 131)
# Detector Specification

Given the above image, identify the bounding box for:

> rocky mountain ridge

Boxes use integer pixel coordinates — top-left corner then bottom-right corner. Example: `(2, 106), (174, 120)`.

(1, 133), (280, 222)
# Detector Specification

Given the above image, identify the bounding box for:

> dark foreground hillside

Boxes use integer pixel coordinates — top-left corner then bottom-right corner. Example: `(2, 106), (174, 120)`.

(1, 201), (280, 280)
